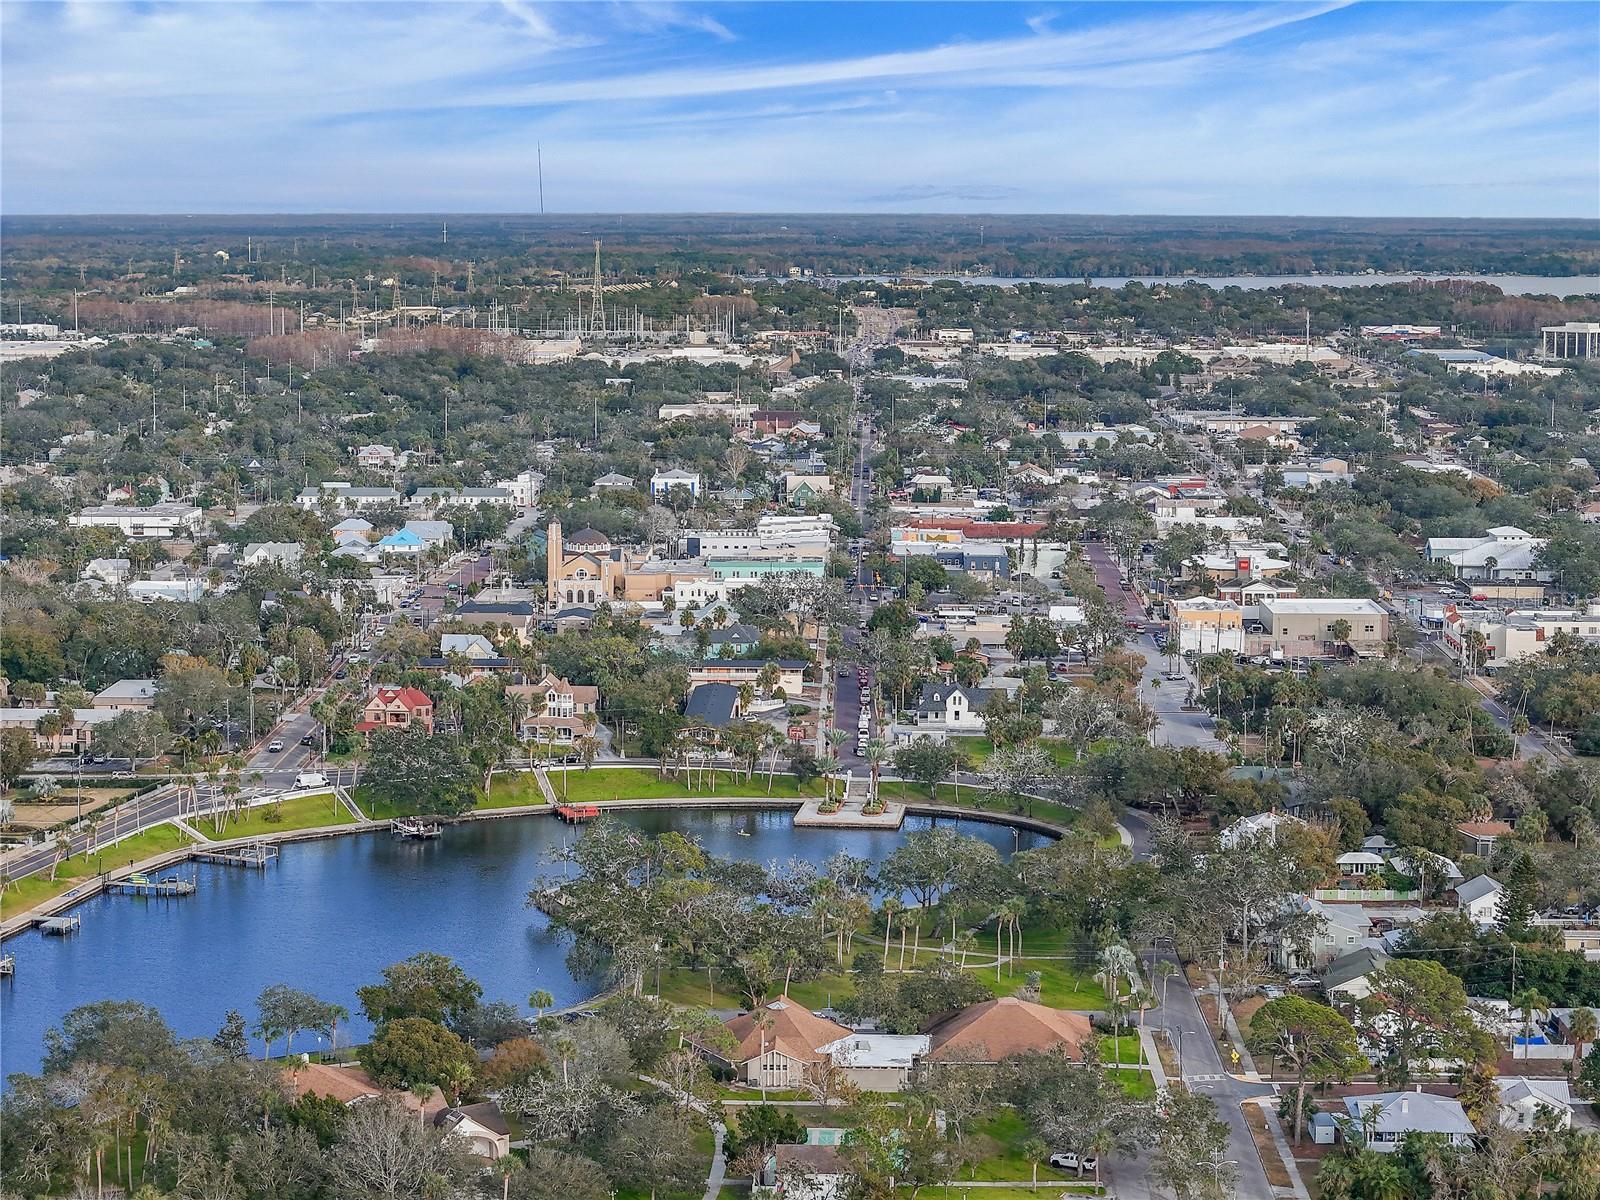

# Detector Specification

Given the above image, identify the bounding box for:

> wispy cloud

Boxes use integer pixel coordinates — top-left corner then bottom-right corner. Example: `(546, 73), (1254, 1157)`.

(1, 1), (1594, 217)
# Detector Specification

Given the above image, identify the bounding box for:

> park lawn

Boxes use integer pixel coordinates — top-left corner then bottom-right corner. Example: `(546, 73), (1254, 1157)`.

(205, 793), (353, 840)
(1, 823), (196, 917)
(554, 768), (820, 804)
(961, 1109), (1072, 1182)
(984, 958), (1109, 1010)
(349, 786), (419, 821)
(949, 736), (1084, 769)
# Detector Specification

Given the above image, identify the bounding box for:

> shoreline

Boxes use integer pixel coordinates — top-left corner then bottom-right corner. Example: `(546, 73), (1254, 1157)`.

(0, 789), (1087, 942)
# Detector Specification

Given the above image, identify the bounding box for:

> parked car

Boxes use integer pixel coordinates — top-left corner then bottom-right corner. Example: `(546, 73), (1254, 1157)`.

(1049, 1151), (1098, 1171)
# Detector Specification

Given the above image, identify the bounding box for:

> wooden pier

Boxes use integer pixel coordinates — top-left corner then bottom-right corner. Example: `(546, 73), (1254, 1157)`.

(39, 916), (81, 937)
(554, 804), (601, 823)
(108, 874), (197, 898)
(195, 842), (279, 869)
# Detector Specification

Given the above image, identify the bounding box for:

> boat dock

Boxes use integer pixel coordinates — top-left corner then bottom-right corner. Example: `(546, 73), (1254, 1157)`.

(392, 817), (443, 840)
(39, 916), (81, 937)
(195, 842), (279, 869)
(107, 874), (196, 898)
(0, 954), (13, 976)
(554, 804), (601, 823)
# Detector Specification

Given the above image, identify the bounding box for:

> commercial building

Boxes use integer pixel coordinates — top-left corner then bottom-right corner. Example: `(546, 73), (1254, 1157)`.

(1255, 598), (1390, 658)
(1169, 598), (1245, 655)
(1425, 527), (1550, 584)
(71, 503), (203, 539)
(1441, 603), (1600, 670)
(1540, 321), (1600, 360)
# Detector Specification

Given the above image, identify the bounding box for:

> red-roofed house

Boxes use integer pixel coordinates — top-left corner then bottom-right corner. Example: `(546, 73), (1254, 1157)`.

(695, 996), (851, 1089)
(355, 686), (434, 737)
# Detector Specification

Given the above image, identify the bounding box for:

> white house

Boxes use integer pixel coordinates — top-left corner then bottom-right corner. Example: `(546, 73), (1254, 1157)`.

(1343, 1091), (1474, 1152)
(911, 683), (991, 732)
(1497, 1078), (1572, 1131)
(432, 1102), (511, 1159)
(240, 542), (305, 568)
(1218, 811), (1305, 850)
(294, 483), (402, 512)
(494, 469), (545, 508)
(1454, 875), (1505, 928)
(651, 469), (702, 500)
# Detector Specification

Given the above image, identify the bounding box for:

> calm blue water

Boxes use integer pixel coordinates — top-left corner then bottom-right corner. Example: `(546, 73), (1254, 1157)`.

(840, 272), (1600, 298)
(0, 809), (1044, 1078)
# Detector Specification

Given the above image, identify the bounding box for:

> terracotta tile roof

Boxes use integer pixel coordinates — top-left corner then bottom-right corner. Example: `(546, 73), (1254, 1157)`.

(923, 996), (1091, 1063)
(718, 997), (851, 1065)
(283, 1063), (446, 1117)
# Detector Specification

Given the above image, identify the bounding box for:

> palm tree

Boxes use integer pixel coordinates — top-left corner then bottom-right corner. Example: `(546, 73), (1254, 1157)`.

(50, 833), (71, 881)
(1567, 1005), (1597, 1073)
(1020, 1137), (1049, 1192)
(864, 737), (889, 802)
(1512, 987), (1551, 1054)
(880, 898), (900, 969)
(529, 989), (554, 1018)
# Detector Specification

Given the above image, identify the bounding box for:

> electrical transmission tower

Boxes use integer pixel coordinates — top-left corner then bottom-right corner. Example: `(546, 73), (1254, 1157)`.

(591, 240), (603, 334)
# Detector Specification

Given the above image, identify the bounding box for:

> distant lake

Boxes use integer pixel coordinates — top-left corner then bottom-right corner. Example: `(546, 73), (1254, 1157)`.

(839, 273), (1600, 298)
(0, 808), (1047, 1079)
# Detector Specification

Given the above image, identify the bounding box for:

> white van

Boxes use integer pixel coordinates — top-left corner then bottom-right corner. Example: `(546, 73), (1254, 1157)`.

(294, 772), (330, 790)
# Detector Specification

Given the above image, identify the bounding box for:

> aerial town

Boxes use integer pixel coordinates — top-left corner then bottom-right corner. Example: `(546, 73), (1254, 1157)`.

(2, 3), (1599, 1199)
(2, 211), (1598, 1200)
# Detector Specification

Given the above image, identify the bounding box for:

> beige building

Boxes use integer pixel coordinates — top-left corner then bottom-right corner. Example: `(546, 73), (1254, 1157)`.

(1169, 598), (1245, 655)
(1254, 598), (1390, 658)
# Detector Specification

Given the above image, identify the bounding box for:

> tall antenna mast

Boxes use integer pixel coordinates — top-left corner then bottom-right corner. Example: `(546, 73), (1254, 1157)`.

(592, 240), (603, 334)
(442, 220), (448, 246)
(538, 143), (545, 214)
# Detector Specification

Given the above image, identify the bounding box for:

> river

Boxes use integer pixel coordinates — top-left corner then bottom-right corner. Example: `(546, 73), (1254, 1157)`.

(0, 808), (1047, 1078)
(837, 273), (1600, 297)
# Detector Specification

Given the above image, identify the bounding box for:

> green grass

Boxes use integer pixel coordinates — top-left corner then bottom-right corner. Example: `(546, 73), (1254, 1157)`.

(1098, 1033), (1142, 1066)
(714, 1084), (811, 1101)
(552, 768), (820, 804)
(961, 1110), (1073, 1182)
(202, 793), (353, 840)
(1, 823), (196, 917)
(950, 737), (1086, 769)
(1110, 1067), (1155, 1100)
(481, 774), (549, 810)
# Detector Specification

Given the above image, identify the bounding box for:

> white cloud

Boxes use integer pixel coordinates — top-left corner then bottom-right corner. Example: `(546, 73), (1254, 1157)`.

(1, 0), (1594, 216)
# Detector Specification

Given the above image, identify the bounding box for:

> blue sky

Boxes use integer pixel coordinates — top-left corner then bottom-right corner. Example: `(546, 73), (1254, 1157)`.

(2, 1), (1596, 216)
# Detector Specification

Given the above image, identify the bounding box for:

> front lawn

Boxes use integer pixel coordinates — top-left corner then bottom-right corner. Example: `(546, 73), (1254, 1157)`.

(961, 1109), (1072, 1182)
(202, 793), (353, 840)
(1099, 1032), (1142, 1066)
(481, 774), (548, 810)
(1, 823), (196, 917)
(1110, 1067), (1156, 1099)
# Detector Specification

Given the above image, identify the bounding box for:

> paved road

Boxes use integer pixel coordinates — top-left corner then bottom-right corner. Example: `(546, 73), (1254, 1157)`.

(1084, 543), (1225, 753)
(1111, 811), (1280, 1200)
